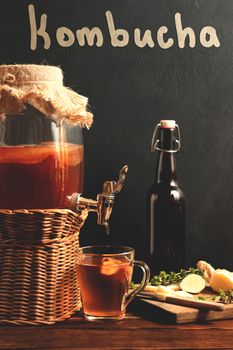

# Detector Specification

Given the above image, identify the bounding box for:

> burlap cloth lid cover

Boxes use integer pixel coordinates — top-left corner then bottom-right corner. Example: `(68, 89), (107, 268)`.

(0, 64), (93, 128)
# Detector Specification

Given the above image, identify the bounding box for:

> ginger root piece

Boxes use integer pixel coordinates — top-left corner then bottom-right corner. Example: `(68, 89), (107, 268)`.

(197, 260), (233, 292)
(197, 260), (215, 283)
(180, 274), (206, 294)
(210, 269), (233, 292)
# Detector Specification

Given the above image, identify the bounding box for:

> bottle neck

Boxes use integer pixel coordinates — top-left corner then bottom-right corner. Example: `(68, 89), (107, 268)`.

(155, 127), (178, 185)
(156, 151), (177, 184)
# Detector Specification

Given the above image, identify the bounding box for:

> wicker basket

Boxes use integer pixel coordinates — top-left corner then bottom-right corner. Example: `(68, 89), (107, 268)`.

(0, 209), (88, 325)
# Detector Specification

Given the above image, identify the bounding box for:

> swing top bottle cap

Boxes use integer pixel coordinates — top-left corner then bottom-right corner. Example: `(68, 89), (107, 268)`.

(160, 120), (176, 129)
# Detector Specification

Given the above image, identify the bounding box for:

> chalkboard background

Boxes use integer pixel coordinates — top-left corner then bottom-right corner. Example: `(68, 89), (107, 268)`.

(0, 0), (233, 269)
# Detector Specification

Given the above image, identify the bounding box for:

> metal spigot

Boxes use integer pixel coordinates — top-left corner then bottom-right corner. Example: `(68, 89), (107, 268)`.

(66, 165), (128, 233)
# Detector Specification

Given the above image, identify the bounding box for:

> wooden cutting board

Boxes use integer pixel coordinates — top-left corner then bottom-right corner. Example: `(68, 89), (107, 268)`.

(134, 289), (233, 324)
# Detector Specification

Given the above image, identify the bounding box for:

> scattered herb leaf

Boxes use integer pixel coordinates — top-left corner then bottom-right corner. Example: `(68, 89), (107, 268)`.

(150, 268), (203, 286)
(218, 289), (233, 304)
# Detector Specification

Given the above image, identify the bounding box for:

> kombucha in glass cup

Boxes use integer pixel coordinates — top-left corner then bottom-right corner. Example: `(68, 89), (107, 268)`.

(77, 245), (150, 321)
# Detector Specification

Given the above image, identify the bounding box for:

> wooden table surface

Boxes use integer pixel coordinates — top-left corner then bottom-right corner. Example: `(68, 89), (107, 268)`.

(1, 307), (233, 350)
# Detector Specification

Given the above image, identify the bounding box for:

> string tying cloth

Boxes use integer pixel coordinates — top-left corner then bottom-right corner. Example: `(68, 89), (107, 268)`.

(0, 64), (93, 128)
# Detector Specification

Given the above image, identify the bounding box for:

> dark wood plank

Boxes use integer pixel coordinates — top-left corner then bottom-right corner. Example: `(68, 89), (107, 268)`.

(1, 315), (233, 350)
(137, 289), (233, 324)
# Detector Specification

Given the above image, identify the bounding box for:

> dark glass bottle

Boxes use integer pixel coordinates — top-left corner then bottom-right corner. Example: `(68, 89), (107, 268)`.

(148, 120), (185, 275)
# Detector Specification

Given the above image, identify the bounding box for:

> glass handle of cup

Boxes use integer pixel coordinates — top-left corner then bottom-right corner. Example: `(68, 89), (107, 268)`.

(125, 260), (150, 307)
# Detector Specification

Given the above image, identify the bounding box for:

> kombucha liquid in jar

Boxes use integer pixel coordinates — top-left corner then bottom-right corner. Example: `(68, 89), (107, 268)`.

(0, 104), (84, 209)
(147, 120), (185, 275)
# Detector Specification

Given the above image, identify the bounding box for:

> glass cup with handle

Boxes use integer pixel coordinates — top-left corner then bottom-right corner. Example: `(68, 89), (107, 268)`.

(77, 245), (150, 321)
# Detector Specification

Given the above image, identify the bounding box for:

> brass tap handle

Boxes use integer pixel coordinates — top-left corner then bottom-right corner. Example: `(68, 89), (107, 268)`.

(97, 165), (128, 230)
(66, 165), (128, 233)
(102, 165), (128, 195)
